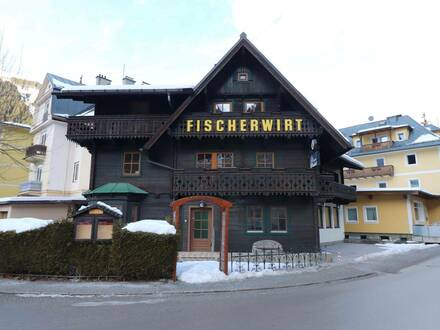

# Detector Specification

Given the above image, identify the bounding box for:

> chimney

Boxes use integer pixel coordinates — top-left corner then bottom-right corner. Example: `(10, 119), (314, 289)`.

(122, 76), (136, 85)
(96, 74), (111, 85)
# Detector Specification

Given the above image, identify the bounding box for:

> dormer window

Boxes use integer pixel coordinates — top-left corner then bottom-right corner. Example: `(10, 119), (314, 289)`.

(237, 72), (249, 81)
(243, 101), (264, 113)
(213, 102), (232, 113)
(398, 132), (405, 141)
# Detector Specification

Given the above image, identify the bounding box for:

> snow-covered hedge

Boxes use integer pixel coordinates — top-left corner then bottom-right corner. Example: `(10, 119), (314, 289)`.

(123, 219), (176, 235)
(0, 218), (53, 234)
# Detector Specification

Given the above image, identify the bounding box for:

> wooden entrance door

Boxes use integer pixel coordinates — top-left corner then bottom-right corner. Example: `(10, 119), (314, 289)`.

(190, 208), (212, 251)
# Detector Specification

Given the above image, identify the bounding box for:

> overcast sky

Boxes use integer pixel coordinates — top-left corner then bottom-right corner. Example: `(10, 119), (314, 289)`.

(1, 0), (439, 128)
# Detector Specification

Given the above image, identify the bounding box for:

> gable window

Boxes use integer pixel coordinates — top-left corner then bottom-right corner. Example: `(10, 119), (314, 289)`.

(256, 152), (274, 168)
(397, 132), (405, 141)
(413, 201), (426, 223)
(196, 152), (233, 169)
(378, 182), (387, 189)
(123, 152), (141, 176)
(346, 207), (358, 223)
(364, 206), (379, 223)
(271, 207), (287, 232)
(243, 101), (264, 113)
(409, 179), (420, 188)
(72, 161), (79, 182)
(406, 154), (417, 165)
(213, 102), (232, 113)
(376, 158), (385, 167)
(247, 206), (263, 232)
(237, 72), (249, 82)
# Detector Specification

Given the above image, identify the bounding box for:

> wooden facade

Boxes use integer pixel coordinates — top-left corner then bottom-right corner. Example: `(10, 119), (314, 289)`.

(59, 34), (356, 252)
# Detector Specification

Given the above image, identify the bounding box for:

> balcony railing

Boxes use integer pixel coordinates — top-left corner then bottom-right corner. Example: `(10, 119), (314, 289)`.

(19, 181), (42, 195)
(344, 165), (394, 180)
(361, 141), (393, 152)
(319, 175), (357, 203)
(25, 144), (47, 163)
(173, 169), (318, 197)
(66, 115), (169, 142)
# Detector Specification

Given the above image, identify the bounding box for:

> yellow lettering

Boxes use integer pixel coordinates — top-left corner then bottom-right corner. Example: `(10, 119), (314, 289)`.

(276, 119), (281, 132)
(250, 119), (258, 132)
(227, 119), (236, 132)
(204, 119), (212, 132)
(196, 120), (201, 132)
(216, 120), (225, 132)
(261, 119), (273, 132)
(284, 119), (293, 131)
(240, 119), (247, 132)
(295, 119), (303, 131)
(186, 120), (194, 132)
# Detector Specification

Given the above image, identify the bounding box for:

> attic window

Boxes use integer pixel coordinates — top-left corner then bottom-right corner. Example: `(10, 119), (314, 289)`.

(237, 72), (249, 81)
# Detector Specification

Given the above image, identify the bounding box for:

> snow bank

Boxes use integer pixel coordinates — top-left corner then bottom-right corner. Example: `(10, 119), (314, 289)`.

(123, 220), (176, 235)
(354, 243), (435, 262)
(0, 218), (54, 234)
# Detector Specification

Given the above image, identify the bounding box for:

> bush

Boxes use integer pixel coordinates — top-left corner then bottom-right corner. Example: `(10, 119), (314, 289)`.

(0, 221), (178, 281)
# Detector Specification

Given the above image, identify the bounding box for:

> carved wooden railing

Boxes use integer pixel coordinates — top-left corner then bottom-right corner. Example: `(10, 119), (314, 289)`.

(25, 144), (47, 159)
(361, 141), (393, 152)
(319, 175), (356, 203)
(66, 115), (169, 142)
(173, 169), (318, 197)
(171, 112), (322, 138)
(344, 165), (394, 180)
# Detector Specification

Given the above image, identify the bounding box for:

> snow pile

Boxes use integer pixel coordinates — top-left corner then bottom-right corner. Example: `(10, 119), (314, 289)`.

(412, 134), (439, 144)
(123, 220), (176, 235)
(96, 201), (123, 216)
(355, 243), (435, 262)
(0, 218), (54, 234)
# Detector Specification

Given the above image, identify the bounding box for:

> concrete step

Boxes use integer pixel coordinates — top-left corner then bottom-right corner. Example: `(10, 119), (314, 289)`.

(178, 252), (220, 261)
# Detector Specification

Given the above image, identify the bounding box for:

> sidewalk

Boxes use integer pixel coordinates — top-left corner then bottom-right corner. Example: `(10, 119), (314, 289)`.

(0, 243), (438, 297)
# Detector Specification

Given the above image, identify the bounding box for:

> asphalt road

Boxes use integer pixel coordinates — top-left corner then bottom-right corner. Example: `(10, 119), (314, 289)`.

(1, 251), (440, 330)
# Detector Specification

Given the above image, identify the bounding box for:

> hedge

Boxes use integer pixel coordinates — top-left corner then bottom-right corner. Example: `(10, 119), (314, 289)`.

(0, 221), (178, 281)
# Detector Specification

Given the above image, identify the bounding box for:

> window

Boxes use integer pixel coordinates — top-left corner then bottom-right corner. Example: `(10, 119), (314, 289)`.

(355, 140), (361, 148)
(96, 219), (114, 240)
(318, 206), (323, 228)
(409, 179), (420, 188)
(325, 206), (332, 228)
(378, 182), (387, 188)
(40, 133), (47, 145)
(397, 132), (405, 141)
(256, 152), (274, 168)
(123, 152), (141, 176)
(213, 102), (232, 113)
(72, 161), (79, 182)
(376, 158), (385, 167)
(130, 205), (139, 222)
(237, 72), (249, 81)
(406, 154), (417, 165)
(36, 166), (43, 182)
(364, 206), (379, 223)
(217, 152), (233, 168)
(247, 206), (263, 232)
(0, 211), (8, 219)
(379, 135), (389, 142)
(75, 218), (93, 240)
(271, 207), (287, 232)
(196, 153), (212, 169)
(371, 137), (378, 144)
(333, 207), (340, 228)
(75, 218), (114, 241)
(243, 101), (264, 113)
(413, 201), (426, 223)
(346, 207), (358, 223)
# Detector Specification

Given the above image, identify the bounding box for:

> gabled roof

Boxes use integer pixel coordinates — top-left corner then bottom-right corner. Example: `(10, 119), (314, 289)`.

(47, 73), (82, 88)
(75, 201), (123, 217)
(83, 182), (149, 196)
(340, 115), (440, 156)
(144, 33), (352, 152)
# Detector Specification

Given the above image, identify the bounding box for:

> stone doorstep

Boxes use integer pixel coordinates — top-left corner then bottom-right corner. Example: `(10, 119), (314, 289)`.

(178, 252), (220, 261)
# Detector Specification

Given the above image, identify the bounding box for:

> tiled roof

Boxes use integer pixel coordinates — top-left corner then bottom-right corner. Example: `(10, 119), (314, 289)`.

(339, 115), (440, 156)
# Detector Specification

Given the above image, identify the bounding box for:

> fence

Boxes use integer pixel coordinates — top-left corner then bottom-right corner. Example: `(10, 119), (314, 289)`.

(229, 249), (332, 273)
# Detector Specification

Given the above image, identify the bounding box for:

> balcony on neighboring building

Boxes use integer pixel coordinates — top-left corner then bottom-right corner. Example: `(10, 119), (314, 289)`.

(66, 115), (169, 145)
(25, 144), (47, 163)
(19, 181), (42, 196)
(360, 141), (393, 152)
(344, 165), (394, 180)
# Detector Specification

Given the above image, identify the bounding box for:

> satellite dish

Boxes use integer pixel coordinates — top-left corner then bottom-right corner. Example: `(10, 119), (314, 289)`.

(368, 116), (374, 122)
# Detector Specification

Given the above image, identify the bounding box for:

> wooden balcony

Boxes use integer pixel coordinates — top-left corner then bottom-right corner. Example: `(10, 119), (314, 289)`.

(344, 165), (394, 180)
(319, 176), (356, 204)
(25, 144), (47, 164)
(66, 115), (169, 143)
(172, 169), (318, 197)
(361, 141), (393, 152)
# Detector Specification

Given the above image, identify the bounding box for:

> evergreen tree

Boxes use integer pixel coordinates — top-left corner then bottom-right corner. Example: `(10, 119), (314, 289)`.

(0, 79), (32, 124)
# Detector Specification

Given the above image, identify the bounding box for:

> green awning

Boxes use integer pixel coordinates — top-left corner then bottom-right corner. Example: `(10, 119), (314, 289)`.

(83, 182), (148, 196)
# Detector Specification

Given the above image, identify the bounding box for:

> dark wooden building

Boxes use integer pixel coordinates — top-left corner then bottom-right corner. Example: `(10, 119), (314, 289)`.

(58, 33), (358, 253)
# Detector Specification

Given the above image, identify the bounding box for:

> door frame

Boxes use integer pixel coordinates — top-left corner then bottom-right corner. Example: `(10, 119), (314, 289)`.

(187, 206), (214, 252)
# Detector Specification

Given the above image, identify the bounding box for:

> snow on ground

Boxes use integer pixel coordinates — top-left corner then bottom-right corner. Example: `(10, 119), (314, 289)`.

(176, 261), (319, 284)
(123, 220), (176, 235)
(0, 218), (54, 234)
(354, 243), (435, 262)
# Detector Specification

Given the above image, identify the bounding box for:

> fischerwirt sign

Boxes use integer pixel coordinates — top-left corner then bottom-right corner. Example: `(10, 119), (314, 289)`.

(186, 118), (303, 133)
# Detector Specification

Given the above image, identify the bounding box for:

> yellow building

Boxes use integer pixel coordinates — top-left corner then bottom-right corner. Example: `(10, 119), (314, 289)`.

(0, 122), (32, 199)
(340, 115), (440, 242)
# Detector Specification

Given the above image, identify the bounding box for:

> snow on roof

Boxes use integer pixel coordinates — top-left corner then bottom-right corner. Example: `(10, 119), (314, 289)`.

(123, 220), (176, 235)
(0, 196), (85, 204)
(0, 121), (31, 129)
(96, 201), (123, 216)
(356, 187), (438, 196)
(354, 124), (410, 135)
(60, 83), (194, 93)
(412, 134), (440, 144)
(0, 218), (54, 234)
(340, 154), (364, 169)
